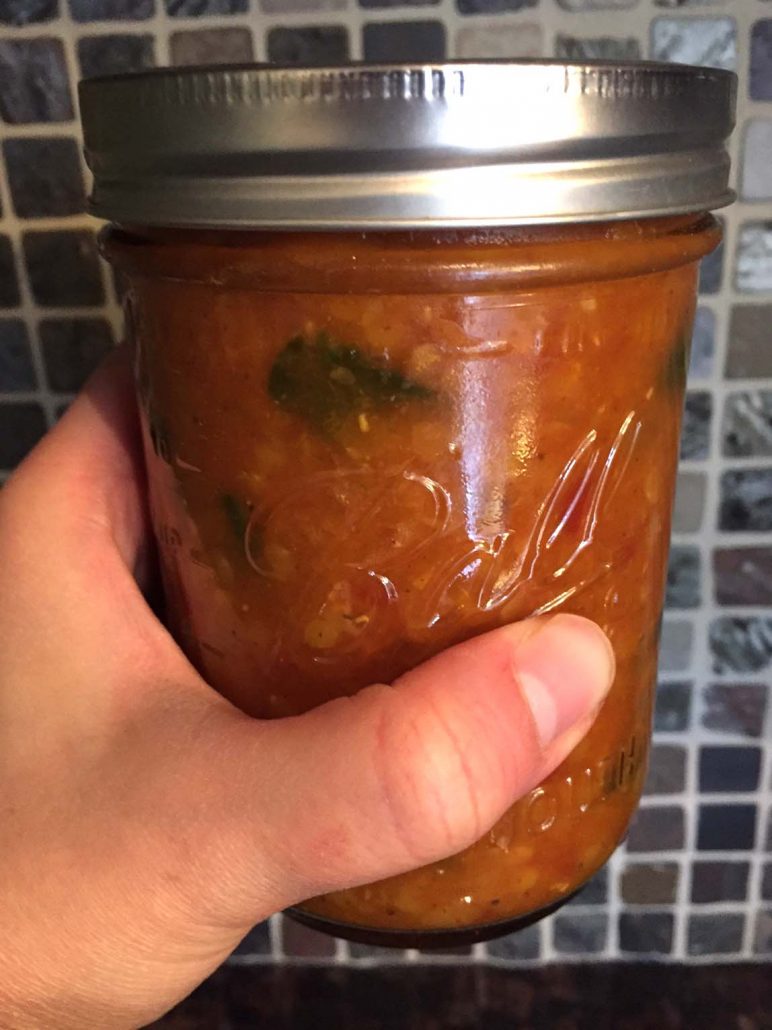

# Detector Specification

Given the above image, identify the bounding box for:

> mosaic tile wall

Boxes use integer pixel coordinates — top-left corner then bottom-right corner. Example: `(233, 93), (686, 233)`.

(0, 0), (770, 966)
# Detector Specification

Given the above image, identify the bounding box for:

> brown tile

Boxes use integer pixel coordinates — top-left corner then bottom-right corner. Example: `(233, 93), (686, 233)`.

(454, 23), (543, 58)
(643, 744), (687, 796)
(620, 862), (679, 905)
(726, 304), (772, 378)
(170, 27), (253, 65)
(280, 916), (337, 958)
(714, 547), (772, 606)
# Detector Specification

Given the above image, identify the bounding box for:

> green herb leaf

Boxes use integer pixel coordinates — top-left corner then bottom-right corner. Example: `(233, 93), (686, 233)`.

(268, 331), (433, 432)
(662, 332), (691, 394)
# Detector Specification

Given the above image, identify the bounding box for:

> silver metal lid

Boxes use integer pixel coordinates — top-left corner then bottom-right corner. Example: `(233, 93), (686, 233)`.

(79, 61), (737, 230)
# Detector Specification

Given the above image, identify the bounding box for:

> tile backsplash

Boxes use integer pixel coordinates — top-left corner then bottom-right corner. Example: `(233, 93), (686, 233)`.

(0, 0), (770, 967)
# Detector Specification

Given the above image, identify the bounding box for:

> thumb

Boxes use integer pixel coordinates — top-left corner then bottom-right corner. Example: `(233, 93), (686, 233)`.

(216, 613), (614, 921)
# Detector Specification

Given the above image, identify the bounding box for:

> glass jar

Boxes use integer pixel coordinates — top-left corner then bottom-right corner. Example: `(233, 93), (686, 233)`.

(80, 61), (735, 947)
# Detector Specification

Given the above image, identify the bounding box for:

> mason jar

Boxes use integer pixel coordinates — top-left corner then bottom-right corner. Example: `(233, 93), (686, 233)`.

(80, 61), (735, 947)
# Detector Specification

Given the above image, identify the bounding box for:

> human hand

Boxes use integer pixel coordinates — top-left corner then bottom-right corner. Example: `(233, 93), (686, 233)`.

(0, 350), (614, 1029)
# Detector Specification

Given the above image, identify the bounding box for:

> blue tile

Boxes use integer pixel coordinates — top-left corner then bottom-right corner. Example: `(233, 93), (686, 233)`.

(40, 318), (114, 392)
(697, 804), (757, 851)
(457, 0), (536, 12)
(0, 38), (73, 124)
(751, 19), (772, 101)
(0, 0), (58, 24)
(722, 392), (772, 459)
(487, 922), (541, 960)
(78, 34), (155, 78)
(23, 231), (104, 308)
(699, 746), (762, 792)
(166, 0), (247, 12)
(0, 319), (36, 391)
(0, 403), (47, 468)
(3, 137), (85, 218)
(70, 0), (154, 20)
(0, 237), (20, 309)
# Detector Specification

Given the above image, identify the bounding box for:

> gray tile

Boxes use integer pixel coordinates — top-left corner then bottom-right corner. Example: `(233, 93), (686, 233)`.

(722, 392), (772, 458)
(23, 232), (104, 308)
(699, 746), (762, 793)
(626, 805), (685, 852)
(753, 910), (772, 955)
(687, 913), (744, 957)
(741, 119), (772, 202)
(665, 546), (701, 609)
(719, 469), (772, 532)
(650, 16), (737, 72)
(267, 25), (349, 63)
(166, 0), (247, 13)
(0, 403), (47, 468)
(644, 744), (687, 796)
(567, 866), (608, 906)
(0, 39), (73, 124)
(555, 35), (640, 60)
(260, 0), (346, 9)
(3, 138), (85, 218)
(457, 0), (536, 11)
(654, 681), (692, 733)
(557, 0), (636, 8)
(714, 547), (772, 606)
(361, 0), (439, 6)
(736, 223), (772, 293)
(0, 319), (36, 391)
(658, 620), (693, 673)
(699, 234), (724, 294)
(455, 24), (543, 58)
(552, 913), (607, 955)
(0, 237), (20, 309)
(232, 922), (271, 956)
(40, 318), (114, 393)
(762, 862), (772, 903)
(691, 860), (750, 904)
(688, 307), (714, 381)
(697, 804), (757, 851)
(0, 0), (58, 24)
(70, 0), (154, 19)
(78, 33), (155, 78)
(710, 617), (772, 674)
(170, 27), (253, 65)
(620, 862), (679, 904)
(672, 471), (706, 534)
(619, 912), (674, 955)
(363, 19), (445, 59)
(702, 683), (768, 738)
(655, 0), (724, 6)
(751, 19), (772, 101)
(726, 305), (772, 379)
(487, 922), (541, 960)
(349, 943), (409, 960)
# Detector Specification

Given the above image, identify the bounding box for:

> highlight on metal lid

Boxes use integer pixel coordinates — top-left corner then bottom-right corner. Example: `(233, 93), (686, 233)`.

(79, 60), (737, 230)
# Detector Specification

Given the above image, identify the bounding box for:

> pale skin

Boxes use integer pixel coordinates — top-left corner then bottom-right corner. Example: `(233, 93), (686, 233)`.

(0, 350), (615, 1029)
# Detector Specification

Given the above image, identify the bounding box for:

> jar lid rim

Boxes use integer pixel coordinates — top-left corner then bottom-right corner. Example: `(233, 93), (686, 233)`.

(79, 60), (737, 229)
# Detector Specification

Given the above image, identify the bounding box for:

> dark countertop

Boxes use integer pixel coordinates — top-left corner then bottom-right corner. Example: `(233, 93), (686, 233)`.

(150, 963), (771, 1029)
